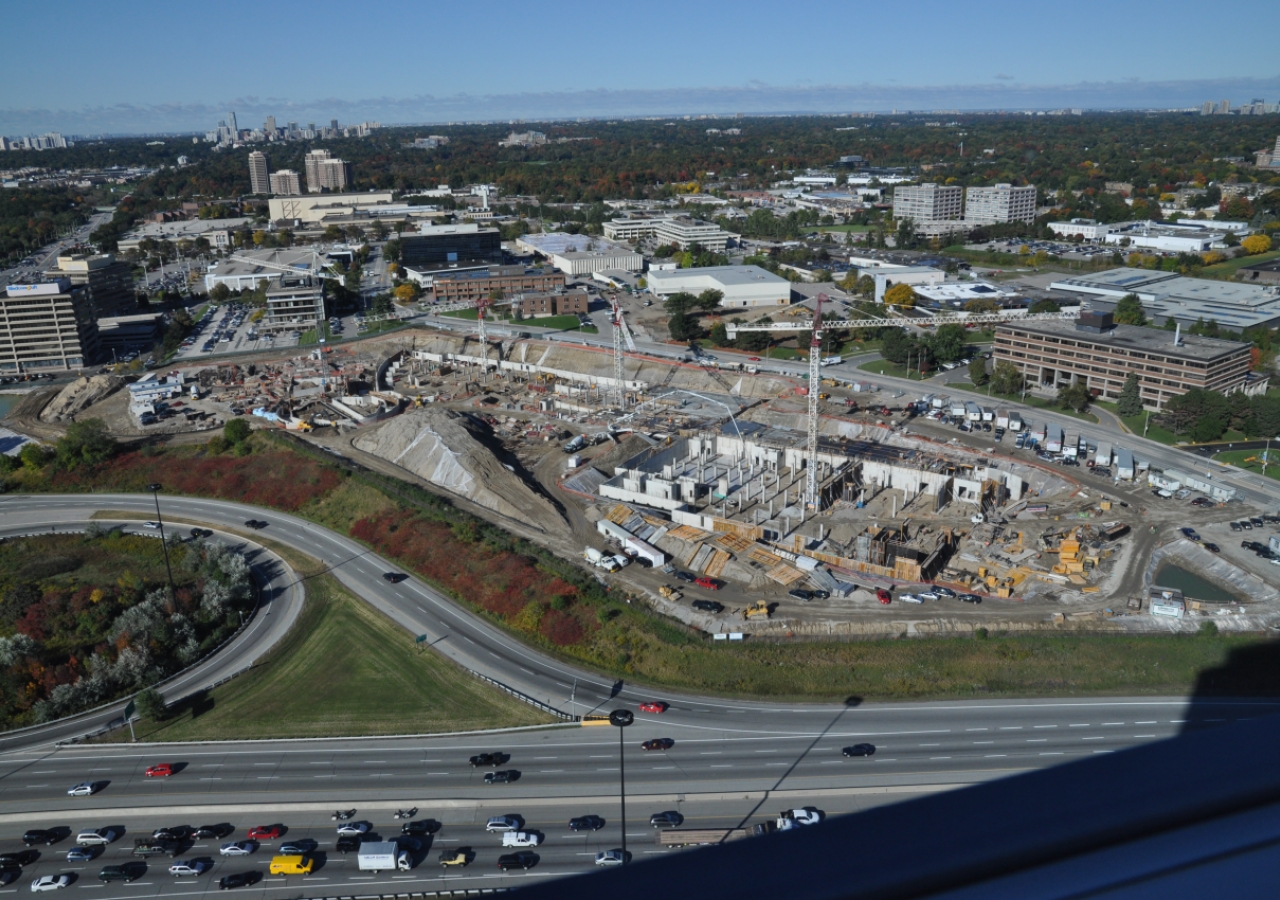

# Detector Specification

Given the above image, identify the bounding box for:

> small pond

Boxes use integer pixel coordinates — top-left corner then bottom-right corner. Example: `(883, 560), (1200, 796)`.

(1152, 563), (1242, 604)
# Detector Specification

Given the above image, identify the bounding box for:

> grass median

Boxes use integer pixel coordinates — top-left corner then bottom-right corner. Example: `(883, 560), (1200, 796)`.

(113, 573), (555, 741)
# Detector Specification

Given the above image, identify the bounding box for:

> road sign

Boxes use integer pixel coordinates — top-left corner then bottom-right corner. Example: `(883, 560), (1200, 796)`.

(415, 634), (428, 644)
(123, 700), (136, 720)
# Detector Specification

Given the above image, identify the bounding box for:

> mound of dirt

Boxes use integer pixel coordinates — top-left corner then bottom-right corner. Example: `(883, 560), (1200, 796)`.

(589, 433), (654, 476)
(354, 407), (566, 534)
(39, 375), (127, 423)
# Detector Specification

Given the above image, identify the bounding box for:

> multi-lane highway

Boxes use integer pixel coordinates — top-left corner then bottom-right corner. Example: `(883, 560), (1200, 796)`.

(3, 492), (1278, 896)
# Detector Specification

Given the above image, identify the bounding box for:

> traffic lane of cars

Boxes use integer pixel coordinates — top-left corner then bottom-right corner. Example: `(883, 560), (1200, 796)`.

(1, 715), (1190, 817)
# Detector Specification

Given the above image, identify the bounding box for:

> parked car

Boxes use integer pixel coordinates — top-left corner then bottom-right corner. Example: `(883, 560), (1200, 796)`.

(692, 600), (724, 613)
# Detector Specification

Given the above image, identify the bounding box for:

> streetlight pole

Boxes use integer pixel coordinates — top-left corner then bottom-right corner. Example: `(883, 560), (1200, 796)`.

(609, 709), (633, 864)
(147, 483), (175, 596)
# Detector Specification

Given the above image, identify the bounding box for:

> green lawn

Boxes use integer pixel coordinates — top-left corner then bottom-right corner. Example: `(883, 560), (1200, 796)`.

(117, 573), (555, 741)
(857, 358), (932, 381)
(1212, 449), (1280, 482)
(1200, 249), (1280, 280)
(816, 224), (873, 233)
(946, 380), (1099, 423)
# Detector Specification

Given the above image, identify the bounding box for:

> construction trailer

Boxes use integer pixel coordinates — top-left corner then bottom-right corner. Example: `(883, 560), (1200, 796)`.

(1045, 424), (1064, 454)
(1094, 442), (1113, 467)
(1115, 448), (1135, 481)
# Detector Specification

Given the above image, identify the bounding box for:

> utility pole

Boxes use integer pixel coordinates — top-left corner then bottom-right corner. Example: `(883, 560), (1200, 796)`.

(147, 483), (175, 596)
(609, 710), (633, 863)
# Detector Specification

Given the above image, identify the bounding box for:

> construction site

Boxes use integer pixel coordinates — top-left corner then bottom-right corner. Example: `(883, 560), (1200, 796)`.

(11, 289), (1280, 638)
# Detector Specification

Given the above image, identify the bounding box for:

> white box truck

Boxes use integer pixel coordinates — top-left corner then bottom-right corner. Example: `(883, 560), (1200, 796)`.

(357, 841), (403, 873)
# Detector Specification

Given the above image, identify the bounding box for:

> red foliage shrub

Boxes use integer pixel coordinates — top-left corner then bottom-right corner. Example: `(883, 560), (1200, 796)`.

(539, 608), (585, 646)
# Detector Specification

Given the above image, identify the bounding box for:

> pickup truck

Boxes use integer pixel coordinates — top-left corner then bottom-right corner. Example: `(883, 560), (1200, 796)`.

(132, 840), (179, 859)
(501, 832), (541, 848)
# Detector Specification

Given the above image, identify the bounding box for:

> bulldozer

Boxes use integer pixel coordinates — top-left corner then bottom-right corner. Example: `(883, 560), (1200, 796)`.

(658, 585), (682, 601)
(744, 601), (771, 620)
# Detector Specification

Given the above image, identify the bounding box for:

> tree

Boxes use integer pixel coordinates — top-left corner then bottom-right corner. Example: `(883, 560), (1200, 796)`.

(968, 356), (990, 386)
(223, 418), (251, 446)
(663, 292), (696, 316)
(1242, 234), (1273, 255)
(1116, 372), (1143, 417)
(990, 360), (1024, 395)
(55, 419), (116, 469)
(134, 688), (169, 722)
(709, 321), (730, 346)
(393, 282), (419, 304)
(209, 283), (231, 303)
(1057, 381), (1092, 413)
(1028, 298), (1060, 314)
(383, 238), (401, 263)
(963, 297), (1001, 313)
(855, 274), (875, 298)
(19, 442), (53, 470)
(1113, 294), (1147, 326)
(695, 289), (724, 311)
(667, 311), (699, 341)
(928, 323), (967, 363)
(879, 327), (913, 365)
(882, 282), (916, 307)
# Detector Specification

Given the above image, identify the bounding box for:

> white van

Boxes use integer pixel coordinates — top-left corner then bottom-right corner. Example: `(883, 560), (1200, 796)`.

(77, 829), (117, 846)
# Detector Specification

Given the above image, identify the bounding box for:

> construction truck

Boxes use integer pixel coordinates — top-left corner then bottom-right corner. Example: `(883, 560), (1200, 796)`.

(744, 601), (771, 620)
(658, 585), (683, 601)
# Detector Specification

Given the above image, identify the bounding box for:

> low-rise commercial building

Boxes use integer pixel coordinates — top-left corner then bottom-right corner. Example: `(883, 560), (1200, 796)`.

(204, 249), (323, 292)
(603, 215), (730, 251)
(264, 278), (325, 333)
(0, 279), (100, 374)
(873, 266), (946, 302)
(97, 313), (163, 355)
(117, 217), (249, 253)
(1049, 267), (1280, 331)
(1048, 218), (1113, 241)
(516, 290), (589, 317)
(646, 265), (791, 308)
(1101, 220), (1225, 253)
(268, 192), (395, 223)
(1237, 258), (1280, 286)
(994, 311), (1262, 410)
(430, 265), (565, 303)
(399, 222), (503, 270)
(515, 233), (643, 275)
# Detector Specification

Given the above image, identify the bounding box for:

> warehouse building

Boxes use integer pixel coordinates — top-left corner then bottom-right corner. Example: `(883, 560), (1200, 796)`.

(1049, 268), (1280, 331)
(646, 265), (791, 308)
(516, 232), (643, 275)
(994, 311), (1263, 410)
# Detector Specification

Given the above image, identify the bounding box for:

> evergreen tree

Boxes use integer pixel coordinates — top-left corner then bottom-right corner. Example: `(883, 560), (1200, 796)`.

(1116, 373), (1143, 416)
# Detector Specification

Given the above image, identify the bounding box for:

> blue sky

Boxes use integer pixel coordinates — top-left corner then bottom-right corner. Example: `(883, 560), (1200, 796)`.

(2, 0), (1278, 133)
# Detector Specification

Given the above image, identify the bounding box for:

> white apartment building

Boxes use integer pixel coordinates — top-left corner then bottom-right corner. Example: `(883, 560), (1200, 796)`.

(269, 169), (301, 195)
(304, 149), (351, 192)
(892, 183), (964, 235)
(248, 151), (270, 194)
(964, 183), (1037, 224)
(602, 215), (729, 251)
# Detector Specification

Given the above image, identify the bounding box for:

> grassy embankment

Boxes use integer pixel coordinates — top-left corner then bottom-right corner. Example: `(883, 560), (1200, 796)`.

(9, 432), (1278, 706)
(1199, 249), (1280, 280)
(1211, 449), (1280, 483)
(943, 380), (1099, 424)
(442, 307), (598, 334)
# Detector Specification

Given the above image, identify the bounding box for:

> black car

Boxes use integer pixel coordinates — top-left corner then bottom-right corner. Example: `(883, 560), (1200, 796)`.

(193, 825), (233, 839)
(958, 593), (983, 604)
(469, 753), (504, 767)
(568, 816), (605, 832)
(485, 770), (519, 784)
(496, 852), (538, 870)
(649, 811), (683, 829)
(692, 600), (724, 614)
(1230, 521), (1243, 532)
(21, 830), (55, 846)
(673, 571), (696, 583)
(1264, 515), (1280, 525)
(243, 519), (267, 529)
(401, 820), (440, 836)
(335, 837), (360, 854)
(1204, 543), (1221, 553)
(1250, 517), (1265, 527)
(0, 853), (33, 868)
(382, 572), (407, 583)
(152, 827), (188, 841)
(842, 743), (876, 757)
(219, 873), (259, 890)
(932, 586), (957, 598)
(788, 589), (813, 601)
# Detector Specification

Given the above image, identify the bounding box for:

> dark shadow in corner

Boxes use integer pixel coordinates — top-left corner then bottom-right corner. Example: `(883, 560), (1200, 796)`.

(1180, 639), (1280, 734)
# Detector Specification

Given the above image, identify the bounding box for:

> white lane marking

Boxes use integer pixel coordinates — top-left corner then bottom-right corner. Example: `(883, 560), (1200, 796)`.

(999, 727), (1023, 731)
(1081, 737), (1104, 741)
(1134, 735), (1156, 738)
(1026, 739), (1048, 743)
(709, 765), (733, 768)
(1102, 722), (1124, 726)
(1040, 752), (1064, 756)
(965, 728), (988, 732)
(539, 770), (564, 774)
(973, 741), (994, 745)
(985, 754), (1007, 758)
(1135, 721), (1157, 725)
(1068, 724), (1090, 728)
(929, 756), (952, 760)
(1033, 725), (1057, 729)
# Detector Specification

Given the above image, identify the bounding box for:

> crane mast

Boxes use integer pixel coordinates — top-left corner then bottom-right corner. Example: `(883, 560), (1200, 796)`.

(806, 293), (827, 509)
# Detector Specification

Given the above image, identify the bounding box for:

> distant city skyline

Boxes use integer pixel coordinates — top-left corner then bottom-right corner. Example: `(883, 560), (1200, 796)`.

(0, 0), (1277, 134)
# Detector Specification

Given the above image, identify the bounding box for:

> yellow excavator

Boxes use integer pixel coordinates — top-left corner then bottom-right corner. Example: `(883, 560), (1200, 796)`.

(744, 601), (771, 620)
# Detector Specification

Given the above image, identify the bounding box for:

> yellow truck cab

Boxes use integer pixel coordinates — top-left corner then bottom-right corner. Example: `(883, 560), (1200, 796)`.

(269, 855), (313, 875)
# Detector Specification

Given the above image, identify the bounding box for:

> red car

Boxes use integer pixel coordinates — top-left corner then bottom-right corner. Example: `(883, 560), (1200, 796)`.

(641, 738), (675, 752)
(144, 764), (175, 778)
(748, 357), (761, 361)
(876, 589), (892, 605)
(246, 826), (282, 840)
(694, 577), (720, 590)
(638, 701), (669, 714)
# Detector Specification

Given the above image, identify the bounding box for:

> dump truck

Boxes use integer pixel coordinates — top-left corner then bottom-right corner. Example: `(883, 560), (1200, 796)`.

(744, 601), (771, 620)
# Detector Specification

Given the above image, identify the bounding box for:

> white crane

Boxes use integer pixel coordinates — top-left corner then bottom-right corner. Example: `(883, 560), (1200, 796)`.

(725, 306), (1074, 339)
(609, 296), (636, 409)
(805, 292), (826, 509)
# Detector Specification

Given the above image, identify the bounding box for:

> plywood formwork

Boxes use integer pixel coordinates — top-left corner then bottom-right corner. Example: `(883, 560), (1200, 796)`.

(668, 524), (712, 542)
(709, 517), (769, 541)
(766, 563), (806, 585)
(704, 549), (731, 579)
(607, 504), (636, 525)
(749, 547), (784, 567)
(713, 533), (754, 554)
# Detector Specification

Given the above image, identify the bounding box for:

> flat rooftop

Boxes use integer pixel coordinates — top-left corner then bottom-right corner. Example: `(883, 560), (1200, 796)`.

(1050, 267), (1280, 330)
(648, 265), (788, 288)
(998, 317), (1251, 361)
(517, 232), (634, 256)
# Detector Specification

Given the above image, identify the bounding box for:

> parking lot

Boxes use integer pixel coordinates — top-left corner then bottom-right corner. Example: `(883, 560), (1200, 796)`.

(172, 305), (377, 361)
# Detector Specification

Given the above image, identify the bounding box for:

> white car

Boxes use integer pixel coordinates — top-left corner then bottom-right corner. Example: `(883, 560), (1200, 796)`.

(782, 807), (823, 826)
(168, 862), (207, 877)
(595, 849), (627, 866)
(219, 841), (254, 856)
(335, 821), (370, 837)
(66, 783), (96, 797)
(485, 816), (520, 832)
(918, 591), (940, 602)
(142, 521), (161, 529)
(970, 514), (986, 525)
(29, 876), (69, 892)
(898, 593), (922, 604)
(75, 829), (117, 845)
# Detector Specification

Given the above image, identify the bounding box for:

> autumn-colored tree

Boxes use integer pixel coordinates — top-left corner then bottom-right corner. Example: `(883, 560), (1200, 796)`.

(1200, 250), (1225, 265)
(393, 283), (420, 304)
(882, 283), (917, 307)
(1241, 234), (1272, 255)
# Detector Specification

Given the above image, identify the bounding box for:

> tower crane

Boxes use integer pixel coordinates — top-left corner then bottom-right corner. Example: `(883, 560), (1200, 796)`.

(805, 292), (826, 509)
(609, 296), (636, 408)
(474, 293), (492, 383)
